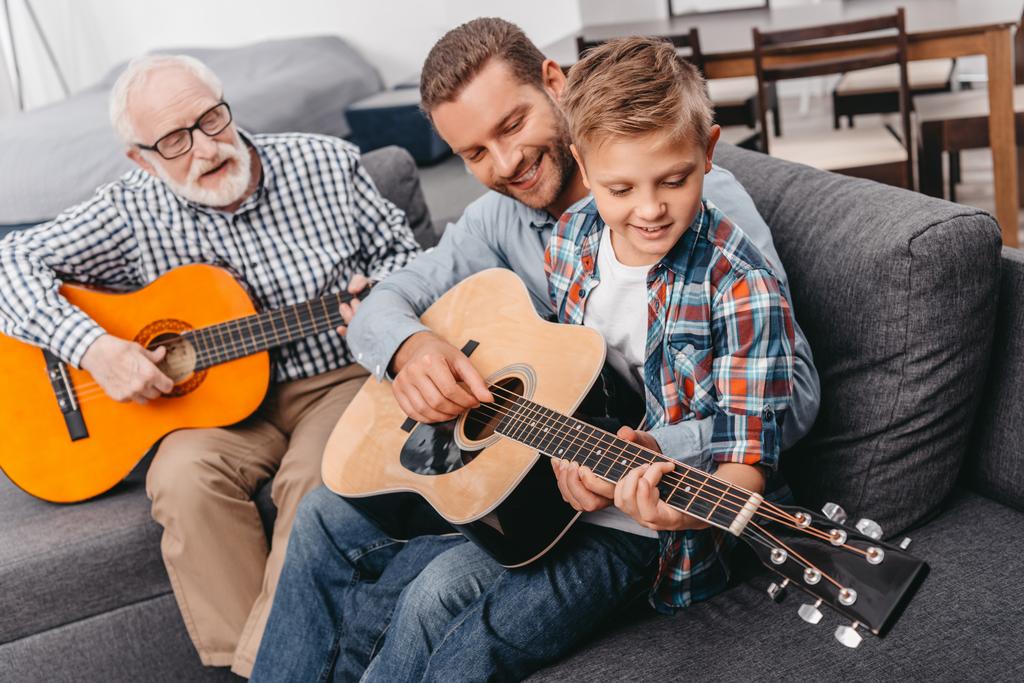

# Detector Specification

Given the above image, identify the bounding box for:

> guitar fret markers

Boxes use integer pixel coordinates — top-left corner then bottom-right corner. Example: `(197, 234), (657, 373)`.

(493, 394), (748, 532)
(190, 291), (352, 370)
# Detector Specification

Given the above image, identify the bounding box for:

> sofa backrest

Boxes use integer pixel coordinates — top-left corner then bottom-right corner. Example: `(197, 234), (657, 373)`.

(964, 247), (1024, 511)
(713, 143), (1002, 537)
(356, 145), (436, 249)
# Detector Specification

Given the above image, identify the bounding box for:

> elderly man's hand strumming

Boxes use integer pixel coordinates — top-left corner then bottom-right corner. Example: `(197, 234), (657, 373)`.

(80, 334), (174, 404)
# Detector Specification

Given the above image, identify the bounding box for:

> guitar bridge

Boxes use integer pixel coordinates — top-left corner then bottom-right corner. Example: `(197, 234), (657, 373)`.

(42, 350), (89, 441)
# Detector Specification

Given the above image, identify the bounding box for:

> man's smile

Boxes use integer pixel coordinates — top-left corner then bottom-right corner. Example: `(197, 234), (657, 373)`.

(508, 154), (543, 190)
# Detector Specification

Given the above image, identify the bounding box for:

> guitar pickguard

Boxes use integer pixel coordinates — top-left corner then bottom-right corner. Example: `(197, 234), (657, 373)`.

(399, 420), (480, 475)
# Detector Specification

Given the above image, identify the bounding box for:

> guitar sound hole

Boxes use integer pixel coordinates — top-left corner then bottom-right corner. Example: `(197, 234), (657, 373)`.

(149, 333), (198, 384)
(463, 376), (525, 443)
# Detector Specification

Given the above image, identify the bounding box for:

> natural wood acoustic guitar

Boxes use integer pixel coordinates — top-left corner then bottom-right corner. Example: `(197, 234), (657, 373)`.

(0, 263), (362, 503)
(322, 268), (929, 649)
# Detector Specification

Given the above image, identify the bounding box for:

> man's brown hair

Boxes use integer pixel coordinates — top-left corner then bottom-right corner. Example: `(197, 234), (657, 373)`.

(561, 36), (713, 153)
(420, 17), (546, 115)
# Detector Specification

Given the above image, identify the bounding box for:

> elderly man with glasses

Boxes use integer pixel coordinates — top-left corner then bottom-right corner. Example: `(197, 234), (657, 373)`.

(0, 54), (421, 678)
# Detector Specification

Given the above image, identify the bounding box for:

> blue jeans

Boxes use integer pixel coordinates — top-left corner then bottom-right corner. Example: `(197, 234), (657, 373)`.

(251, 486), (659, 682)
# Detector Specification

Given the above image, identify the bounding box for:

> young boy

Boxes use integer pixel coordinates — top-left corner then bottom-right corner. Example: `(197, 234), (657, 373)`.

(548, 35), (796, 612)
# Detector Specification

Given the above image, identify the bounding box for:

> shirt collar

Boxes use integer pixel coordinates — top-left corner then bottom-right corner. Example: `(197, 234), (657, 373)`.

(526, 192), (594, 230)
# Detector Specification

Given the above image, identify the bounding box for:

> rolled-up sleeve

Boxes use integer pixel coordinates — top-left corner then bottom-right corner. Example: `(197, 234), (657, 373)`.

(708, 268), (795, 469)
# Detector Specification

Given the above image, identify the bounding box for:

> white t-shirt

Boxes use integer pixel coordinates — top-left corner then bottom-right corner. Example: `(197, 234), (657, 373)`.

(579, 227), (658, 539)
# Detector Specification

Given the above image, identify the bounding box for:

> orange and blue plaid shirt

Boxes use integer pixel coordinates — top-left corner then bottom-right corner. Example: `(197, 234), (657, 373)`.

(544, 196), (795, 612)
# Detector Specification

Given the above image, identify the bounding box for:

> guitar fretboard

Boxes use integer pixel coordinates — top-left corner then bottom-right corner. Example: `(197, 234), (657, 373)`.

(181, 291), (355, 370)
(493, 393), (748, 531)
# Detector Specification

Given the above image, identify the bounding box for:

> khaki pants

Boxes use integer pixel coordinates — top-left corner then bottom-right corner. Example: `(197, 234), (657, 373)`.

(145, 363), (369, 678)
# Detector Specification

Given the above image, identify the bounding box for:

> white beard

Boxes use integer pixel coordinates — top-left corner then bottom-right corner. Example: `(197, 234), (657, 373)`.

(155, 136), (252, 208)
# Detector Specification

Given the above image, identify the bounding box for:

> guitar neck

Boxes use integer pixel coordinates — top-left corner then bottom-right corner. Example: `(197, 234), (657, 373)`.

(184, 290), (357, 370)
(493, 393), (758, 533)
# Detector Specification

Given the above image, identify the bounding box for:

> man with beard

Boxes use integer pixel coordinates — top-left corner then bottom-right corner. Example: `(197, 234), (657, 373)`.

(0, 54), (421, 678)
(251, 18), (819, 683)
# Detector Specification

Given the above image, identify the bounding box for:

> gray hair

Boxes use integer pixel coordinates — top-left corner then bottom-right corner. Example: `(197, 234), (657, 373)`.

(108, 54), (223, 145)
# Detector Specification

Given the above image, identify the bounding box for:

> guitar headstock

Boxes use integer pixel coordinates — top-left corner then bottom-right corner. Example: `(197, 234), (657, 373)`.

(739, 501), (928, 648)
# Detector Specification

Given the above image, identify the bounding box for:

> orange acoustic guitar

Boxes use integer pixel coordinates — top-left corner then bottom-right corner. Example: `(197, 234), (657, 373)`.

(0, 263), (363, 503)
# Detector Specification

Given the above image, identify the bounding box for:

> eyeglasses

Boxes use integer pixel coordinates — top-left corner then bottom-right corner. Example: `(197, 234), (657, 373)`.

(136, 102), (233, 160)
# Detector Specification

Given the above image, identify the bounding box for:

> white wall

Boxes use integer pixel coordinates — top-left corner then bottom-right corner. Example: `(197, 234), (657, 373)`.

(4, 0), (582, 111)
(0, 22), (16, 117)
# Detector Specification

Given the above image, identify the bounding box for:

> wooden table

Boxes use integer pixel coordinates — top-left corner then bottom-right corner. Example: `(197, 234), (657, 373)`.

(547, 0), (1023, 246)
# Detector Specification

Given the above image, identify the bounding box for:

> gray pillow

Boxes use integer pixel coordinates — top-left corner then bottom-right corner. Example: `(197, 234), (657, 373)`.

(713, 143), (1001, 536)
(361, 145), (435, 249)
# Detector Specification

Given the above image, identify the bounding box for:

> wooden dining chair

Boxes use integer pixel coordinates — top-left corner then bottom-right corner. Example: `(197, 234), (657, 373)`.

(914, 10), (1024, 203)
(752, 9), (913, 189)
(831, 58), (956, 130)
(576, 29), (782, 139)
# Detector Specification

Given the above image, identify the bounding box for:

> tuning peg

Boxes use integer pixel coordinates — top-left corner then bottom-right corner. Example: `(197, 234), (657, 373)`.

(899, 536), (912, 550)
(798, 598), (823, 624)
(835, 621), (863, 648)
(855, 518), (883, 540)
(767, 578), (790, 602)
(822, 502), (847, 524)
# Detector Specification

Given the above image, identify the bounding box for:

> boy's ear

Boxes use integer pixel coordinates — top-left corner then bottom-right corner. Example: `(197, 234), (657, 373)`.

(127, 147), (159, 179)
(704, 124), (721, 173)
(569, 143), (591, 190)
(541, 58), (568, 102)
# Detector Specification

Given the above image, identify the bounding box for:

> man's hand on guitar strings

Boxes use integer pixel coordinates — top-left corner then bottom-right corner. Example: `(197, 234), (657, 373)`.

(80, 334), (175, 404)
(389, 332), (494, 423)
(336, 273), (371, 336)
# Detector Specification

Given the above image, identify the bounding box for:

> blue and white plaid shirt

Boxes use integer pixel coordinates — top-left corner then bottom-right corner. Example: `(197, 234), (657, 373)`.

(0, 132), (421, 382)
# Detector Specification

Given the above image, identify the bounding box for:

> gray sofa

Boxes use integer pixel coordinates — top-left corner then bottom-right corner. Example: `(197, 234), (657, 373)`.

(3, 143), (1023, 681)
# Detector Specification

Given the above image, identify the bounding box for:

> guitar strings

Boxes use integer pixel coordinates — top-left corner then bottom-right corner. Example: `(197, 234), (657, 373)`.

(476, 383), (866, 557)
(746, 519), (845, 591)
(58, 292), (358, 398)
(462, 386), (837, 544)
(460, 401), (849, 560)
(478, 385), (859, 552)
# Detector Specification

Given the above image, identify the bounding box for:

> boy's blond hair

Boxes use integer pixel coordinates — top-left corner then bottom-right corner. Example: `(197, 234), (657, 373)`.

(561, 36), (713, 154)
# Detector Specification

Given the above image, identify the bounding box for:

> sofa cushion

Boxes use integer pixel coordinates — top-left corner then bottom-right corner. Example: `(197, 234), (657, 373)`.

(965, 247), (1024, 511)
(713, 144), (1002, 537)
(0, 459), (165, 644)
(0, 594), (239, 682)
(528, 490), (1024, 680)
(0, 452), (278, 646)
